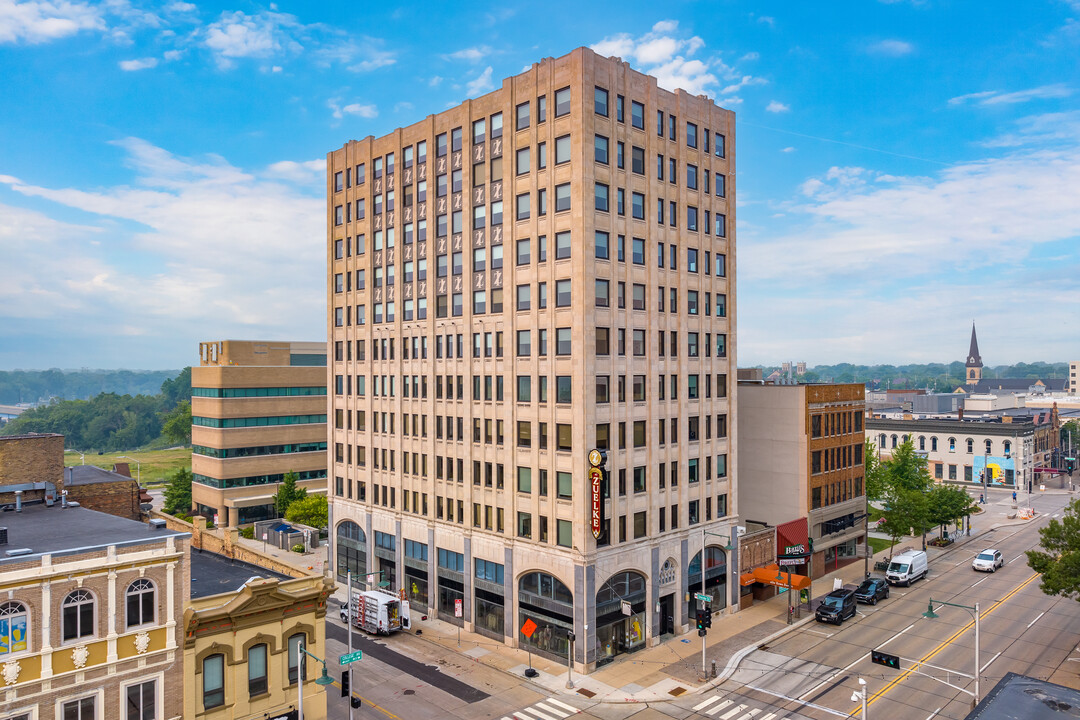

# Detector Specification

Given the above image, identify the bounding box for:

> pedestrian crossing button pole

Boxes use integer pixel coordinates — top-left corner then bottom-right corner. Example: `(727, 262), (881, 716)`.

(850, 677), (867, 719)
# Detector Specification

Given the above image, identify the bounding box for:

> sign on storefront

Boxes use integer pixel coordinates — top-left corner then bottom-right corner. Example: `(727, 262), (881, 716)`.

(589, 449), (606, 540)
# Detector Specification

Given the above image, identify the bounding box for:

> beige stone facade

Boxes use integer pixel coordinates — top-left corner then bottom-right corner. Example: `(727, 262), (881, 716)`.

(192, 340), (328, 527)
(736, 382), (867, 579)
(0, 504), (188, 720)
(326, 47), (738, 671)
(183, 575), (334, 720)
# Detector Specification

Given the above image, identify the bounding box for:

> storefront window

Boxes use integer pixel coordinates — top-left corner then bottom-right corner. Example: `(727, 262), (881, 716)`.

(594, 571), (647, 667)
(404, 539), (428, 610)
(686, 546), (727, 617)
(518, 571), (573, 662)
(336, 521), (367, 583)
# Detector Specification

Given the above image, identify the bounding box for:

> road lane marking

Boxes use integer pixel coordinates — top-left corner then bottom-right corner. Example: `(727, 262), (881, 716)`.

(693, 696), (724, 711)
(759, 714), (776, 720)
(747, 686), (848, 717)
(972, 577), (987, 587)
(806, 629), (835, 637)
(860, 572), (1042, 712)
(924, 708), (942, 720)
(534, 703), (569, 718)
(1010, 555), (1024, 564)
(877, 624), (915, 649)
(981, 651), (1002, 673)
(719, 704), (748, 719)
(704, 699), (738, 716)
(545, 699), (577, 713)
(1028, 611), (1047, 628)
(513, 713), (539, 720)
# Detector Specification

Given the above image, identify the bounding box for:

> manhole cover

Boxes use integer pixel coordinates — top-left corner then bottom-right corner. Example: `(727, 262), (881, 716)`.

(758, 645), (770, 651)
(669, 687), (687, 696)
(577, 688), (596, 698)
(403, 689), (416, 695)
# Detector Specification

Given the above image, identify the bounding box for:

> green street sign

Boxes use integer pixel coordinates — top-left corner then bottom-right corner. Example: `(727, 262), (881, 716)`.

(340, 650), (363, 665)
(696, 593), (712, 603)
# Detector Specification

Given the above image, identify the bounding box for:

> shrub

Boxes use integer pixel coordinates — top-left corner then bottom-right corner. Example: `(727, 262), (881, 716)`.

(239, 527), (255, 540)
(291, 543), (306, 553)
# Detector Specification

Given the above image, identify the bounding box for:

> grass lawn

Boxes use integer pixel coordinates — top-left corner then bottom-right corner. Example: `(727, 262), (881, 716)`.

(867, 537), (893, 555)
(64, 447), (191, 486)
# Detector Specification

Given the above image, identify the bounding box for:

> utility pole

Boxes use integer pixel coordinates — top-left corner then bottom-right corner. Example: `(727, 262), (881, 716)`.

(347, 571), (355, 720)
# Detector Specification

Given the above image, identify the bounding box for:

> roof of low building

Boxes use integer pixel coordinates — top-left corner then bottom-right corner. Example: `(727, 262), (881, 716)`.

(64, 465), (138, 486)
(188, 549), (292, 599)
(0, 502), (187, 564)
(966, 672), (1080, 720)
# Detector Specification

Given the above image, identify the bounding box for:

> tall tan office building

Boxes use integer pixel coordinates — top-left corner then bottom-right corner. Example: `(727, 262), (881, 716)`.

(192, 340), (328, 527)
(326, 47), (737, 671)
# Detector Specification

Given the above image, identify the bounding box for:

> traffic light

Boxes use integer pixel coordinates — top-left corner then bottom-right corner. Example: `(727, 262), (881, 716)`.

(695, 609), (706, 630)
(341, 671), (350, 697)
(871, 650), (900, 669)
(704, 607), (712, 628)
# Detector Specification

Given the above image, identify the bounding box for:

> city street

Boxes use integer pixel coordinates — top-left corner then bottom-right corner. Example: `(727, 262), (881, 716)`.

(309, 488), (1079, 720)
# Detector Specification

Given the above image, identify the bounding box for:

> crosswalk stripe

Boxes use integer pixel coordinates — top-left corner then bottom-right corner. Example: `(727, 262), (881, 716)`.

(534, 702), (569, 718)
(513, 713), (537, 720)
(545, 698), (577, 713)
(705, 700), (734, 716)
(719, 704), (748, 720)
(524, 709), (558, 720)
(694, 695), (725, 711)
(740, 709), (761, 720)
(758, 713), (775, 720)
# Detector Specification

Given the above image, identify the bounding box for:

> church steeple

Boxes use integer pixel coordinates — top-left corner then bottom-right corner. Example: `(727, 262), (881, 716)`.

(966, 322), (983, 386)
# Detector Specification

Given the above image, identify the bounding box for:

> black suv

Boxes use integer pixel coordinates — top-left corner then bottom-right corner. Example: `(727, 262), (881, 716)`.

(853, 577), (889, 605)
(816, 589), (857, 625)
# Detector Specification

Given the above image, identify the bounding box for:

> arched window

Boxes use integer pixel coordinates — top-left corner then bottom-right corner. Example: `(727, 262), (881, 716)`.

(248, 643), (268, 697)
(1004, 441), (1011, 454)
(203, 653), (225, 709)
(0, 601), (28, 656)
(126, 578), (155, 628)
(288, 633), (308, 685)
(879, 434), (886, 447)
(966, 438), (974, 454)
(659, 558), (677, 585)
(918, 436), (926, 451)
(517, 572), (574, 660)
(62, 589), (95, 642)
(985, 439), (992, 454)
(949, 437), (956, 452)
(891, 434), (898, 449)
(336, 520), (367, 583)
(931, 437), (938, 452)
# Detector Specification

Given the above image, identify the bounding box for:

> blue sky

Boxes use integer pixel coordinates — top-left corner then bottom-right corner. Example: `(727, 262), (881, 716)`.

(1, 0), (1078, 370)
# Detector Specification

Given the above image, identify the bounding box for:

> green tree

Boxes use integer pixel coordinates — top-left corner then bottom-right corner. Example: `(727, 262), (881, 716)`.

(886, 438), (933, 493)
(285, 495), (329, 528)
(1027, 498), (1080, 601)
(163, 467), (193, 516)
(880, 485), (929, 555)
(865, 441), (887, 502)
(160, 400), (192, 446)
(927, 484), (978, 538)
(273, 471), (307, 517)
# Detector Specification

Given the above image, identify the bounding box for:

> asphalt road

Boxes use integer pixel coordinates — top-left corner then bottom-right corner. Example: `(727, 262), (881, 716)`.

(683, 490), (1079, 720)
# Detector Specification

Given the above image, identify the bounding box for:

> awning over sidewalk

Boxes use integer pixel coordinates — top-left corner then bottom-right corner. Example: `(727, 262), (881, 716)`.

(738, 564), (812, 590)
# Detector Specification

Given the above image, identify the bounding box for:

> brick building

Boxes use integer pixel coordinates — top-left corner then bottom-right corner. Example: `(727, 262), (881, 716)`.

(327, 47), (738, 671)
(0, 503), (189, 719)
(64, 464), (147, 521)
(0, 432), (64, 505)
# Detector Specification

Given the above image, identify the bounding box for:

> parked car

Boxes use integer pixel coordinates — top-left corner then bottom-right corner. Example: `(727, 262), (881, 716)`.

(854, 577), (890, 605)
(886, 550), (928, 586)
(816, 589), (857, 625)
(972, 549), (1004, 572)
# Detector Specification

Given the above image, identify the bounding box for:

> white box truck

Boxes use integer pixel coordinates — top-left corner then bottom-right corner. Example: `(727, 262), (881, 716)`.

(340, 588), (412, 635)
(886, 550), (928, 586)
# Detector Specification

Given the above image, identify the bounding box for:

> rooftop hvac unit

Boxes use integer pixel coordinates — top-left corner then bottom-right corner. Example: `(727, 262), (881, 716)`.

(5, 548), (32, 557)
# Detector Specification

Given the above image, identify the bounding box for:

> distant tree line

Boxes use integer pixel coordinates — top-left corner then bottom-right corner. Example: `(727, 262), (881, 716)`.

(0, 368), (192, 451)
(760, 361), (1069, 392)
(0, 368), (181, 405)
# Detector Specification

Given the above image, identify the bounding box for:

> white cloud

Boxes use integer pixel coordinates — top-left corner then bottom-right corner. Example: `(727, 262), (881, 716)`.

(766, 100), (790, 113)
(264, 158), (325, 183)
(428, 75), (443, 87)
(0, 139), (326, 363)
(592, 21), (755, 96)
(949, 83), (1073, 107)
(0, 0), (105, 43)
(721, 75), (766, 95)
(327, 98), (377, 120)
(163, 48), (181, 61)
(781, 146), (796, 153)
(465, 66), (494, 96)
(757, 16), (775, 27)
(393, 101), (413, 113)
(166, 1), (195, 12)
(443, 45), (491, 62)
(118, 56), (157, 71)
(203, 10), (298, 67)
(867, 39), (914, 56)
(740, 51), (759, 62)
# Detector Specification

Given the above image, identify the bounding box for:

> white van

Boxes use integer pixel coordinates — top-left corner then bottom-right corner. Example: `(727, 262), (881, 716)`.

(886, 550), (928, 586)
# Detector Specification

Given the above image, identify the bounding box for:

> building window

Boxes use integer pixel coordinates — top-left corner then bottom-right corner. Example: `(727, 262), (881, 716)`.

(516, 101), (530, 130)
(555, 231), (571, 260)
(555, 134), (571, 164)
(126, 679), (156, 720)
(595, 86), (608, 116)
(0, 602), (28, 656)
(555, 87), (571, 116)
(203, 653), (225, 709)
(555, 183), (571, 212)
(557, 519), (572, 547)
(630, 100), (644, 129)
(248, 643), (268, 696)
(62, 696), (96, 720)
(62, 589), (95, 642)
(595, 134), (609, 164)
(125, 578), (155, 629)
(595, 230), (609, 260)
(595, 182), (609, 212)
(288, 633), (308, 685)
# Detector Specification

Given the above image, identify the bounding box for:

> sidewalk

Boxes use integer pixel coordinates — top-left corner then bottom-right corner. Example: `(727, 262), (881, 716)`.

(328, 504), (1034, 706)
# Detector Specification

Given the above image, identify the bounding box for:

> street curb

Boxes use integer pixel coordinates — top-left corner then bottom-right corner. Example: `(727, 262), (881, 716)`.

(706, 615), (816, 691)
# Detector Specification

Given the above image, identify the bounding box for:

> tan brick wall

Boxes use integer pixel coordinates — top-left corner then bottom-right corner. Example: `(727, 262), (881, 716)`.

(0, 433), (65, 503)
(66, 478), (142, 520)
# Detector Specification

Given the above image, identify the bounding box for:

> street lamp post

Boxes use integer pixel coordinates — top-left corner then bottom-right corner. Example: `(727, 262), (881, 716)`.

(923, 599), (981, 706)
(118, 455), (141, 484)
(698, 527), (735, 680)
(850, 677), (868, 720)
(297, 638), (335, 720)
